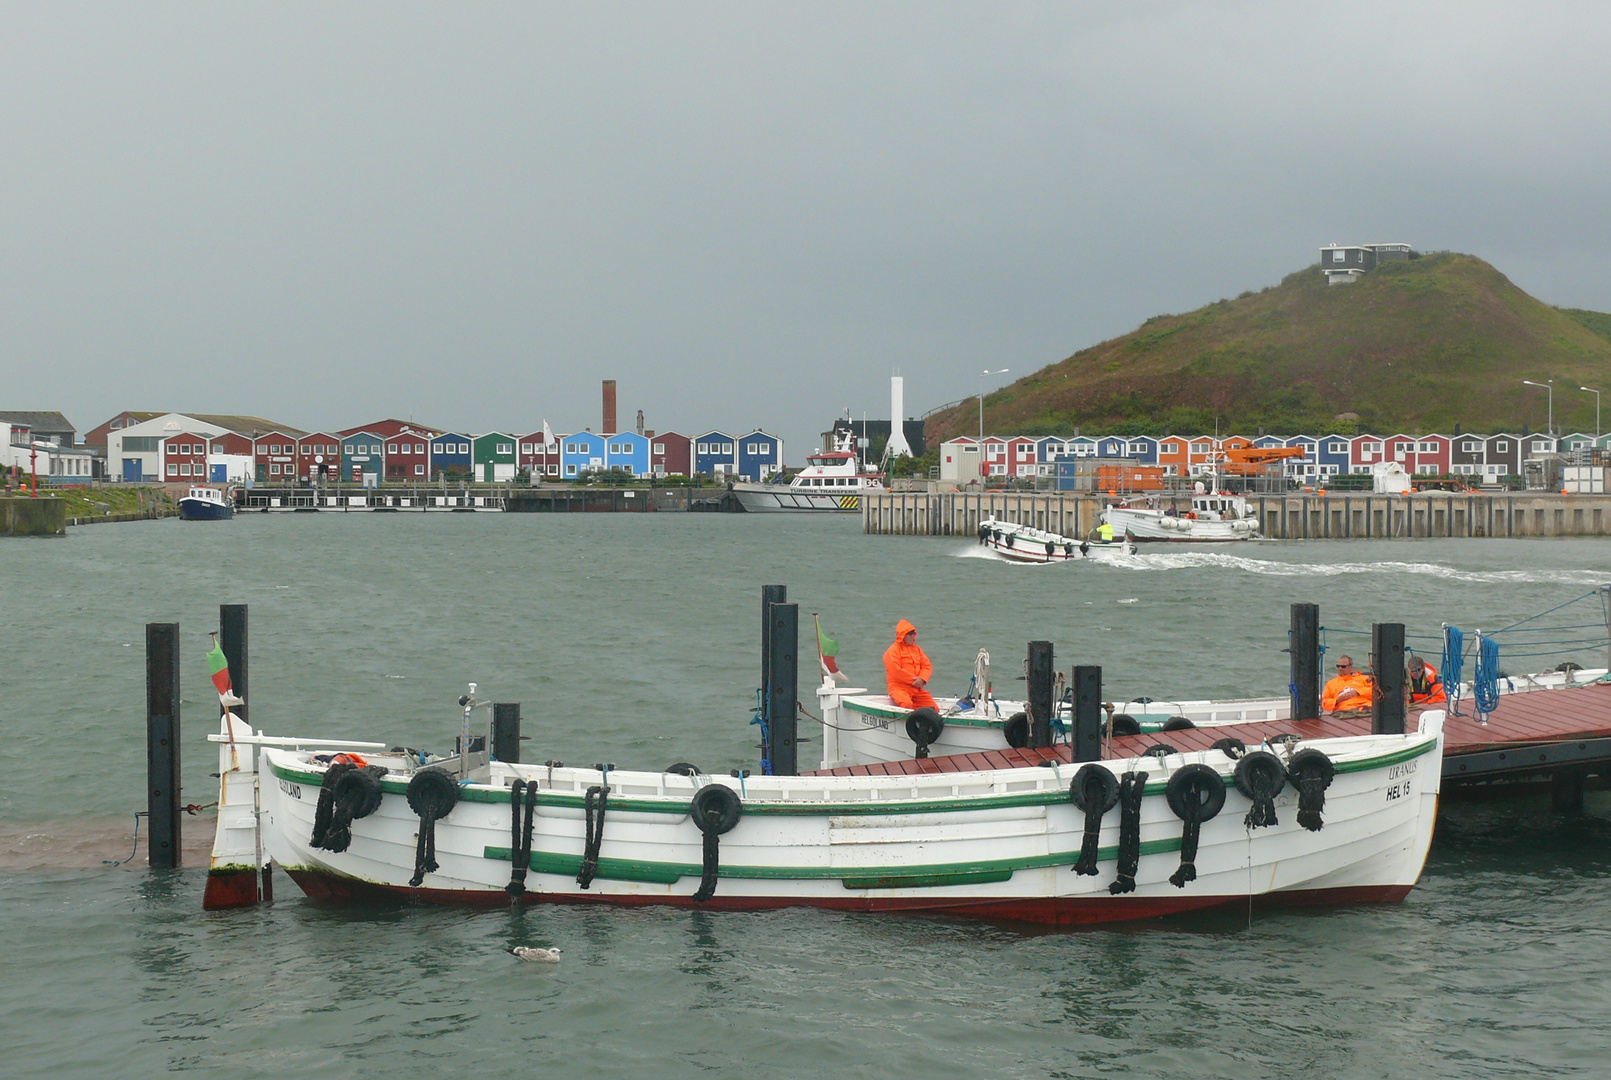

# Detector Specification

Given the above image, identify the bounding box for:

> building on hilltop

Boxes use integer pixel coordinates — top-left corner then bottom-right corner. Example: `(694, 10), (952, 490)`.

(1319, 242), (1412, 285)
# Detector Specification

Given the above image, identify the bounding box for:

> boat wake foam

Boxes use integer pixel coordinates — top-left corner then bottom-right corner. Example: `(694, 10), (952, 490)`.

(1119, 551), (1601, 583)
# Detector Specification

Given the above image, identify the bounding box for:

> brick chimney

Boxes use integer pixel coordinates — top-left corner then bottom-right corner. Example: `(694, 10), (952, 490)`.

(602, 379), (617, 435)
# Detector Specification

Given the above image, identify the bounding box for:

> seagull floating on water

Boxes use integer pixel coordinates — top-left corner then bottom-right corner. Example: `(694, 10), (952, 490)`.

(506, 946), (562, 963)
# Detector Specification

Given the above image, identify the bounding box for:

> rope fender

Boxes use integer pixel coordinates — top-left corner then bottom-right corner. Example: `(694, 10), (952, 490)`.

(690, 785), (743, 902)
(1288, 748), (1335, 832)
(1069, 764), (1120, 876)
(406, 768), (460, 887)
(1235, 751), (1287, 829)
(577, 785), (609, 889)
(1108, 771), (1148, 895)
(311, 763), (386, 853)
(1165, 764), (1226, 887)
(904, 708), (944, 759)
(506, 779), (540, 898)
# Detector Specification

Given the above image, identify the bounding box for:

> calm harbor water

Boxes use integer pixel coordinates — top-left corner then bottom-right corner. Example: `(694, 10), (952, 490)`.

(5, 514), (1611, 1078)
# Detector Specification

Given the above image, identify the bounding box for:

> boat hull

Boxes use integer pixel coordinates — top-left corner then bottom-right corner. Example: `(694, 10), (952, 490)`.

(1104, 507), (1255, 542)
(178, 497), (235, 520)
(731, 484), (864, 512)
(257, 716), (1444, 927)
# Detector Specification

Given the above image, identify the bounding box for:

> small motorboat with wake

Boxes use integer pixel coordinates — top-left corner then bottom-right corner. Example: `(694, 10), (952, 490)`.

(1103, 489), (1259, 542)
(978, 516), (1135, 561)
(177, 485), (236, 521)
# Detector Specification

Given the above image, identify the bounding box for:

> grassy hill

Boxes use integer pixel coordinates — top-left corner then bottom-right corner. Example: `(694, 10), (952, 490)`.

(929, 253), (1611, 440)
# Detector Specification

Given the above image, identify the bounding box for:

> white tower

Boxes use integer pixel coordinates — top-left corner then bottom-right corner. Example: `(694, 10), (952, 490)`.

(886, 376), (913, 459)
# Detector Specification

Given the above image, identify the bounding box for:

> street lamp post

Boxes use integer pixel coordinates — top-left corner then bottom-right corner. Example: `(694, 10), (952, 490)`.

(1581, 386), (1601, 443)
(978, 368), (1010, 442)
(1522, 379), (1554, 437)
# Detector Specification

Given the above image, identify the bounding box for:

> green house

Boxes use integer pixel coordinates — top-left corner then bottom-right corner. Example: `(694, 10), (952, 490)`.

(473, 432), (518, 482)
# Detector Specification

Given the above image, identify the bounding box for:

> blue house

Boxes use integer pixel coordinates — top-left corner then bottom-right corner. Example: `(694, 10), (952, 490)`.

(1122, 437), (1158, 464)
(1315, 434), (1350, 477)
(430, 432), (473, 478)
(561, 432), (607, 478)
(1036, 437), (1070, 463)
(694, 431), (737, 477)
(605, 432), (650, 476)
(736, 430), (783, 480)
(341, 431), (384, 483)
(1253, 434), (1286, 450)
(1095, 436), (1127, 458)
(1065, 436), (1097, 457)
(1283, 435), (1318, 480)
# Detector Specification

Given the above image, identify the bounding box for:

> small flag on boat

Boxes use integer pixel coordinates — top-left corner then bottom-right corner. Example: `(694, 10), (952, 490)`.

(207, 634), (245, 708)
(818, 623), (847, 683)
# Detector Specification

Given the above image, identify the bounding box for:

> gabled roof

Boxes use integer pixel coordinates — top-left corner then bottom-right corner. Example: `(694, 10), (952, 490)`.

(0, 411), (76, 438)
(111, 412), (304, 437)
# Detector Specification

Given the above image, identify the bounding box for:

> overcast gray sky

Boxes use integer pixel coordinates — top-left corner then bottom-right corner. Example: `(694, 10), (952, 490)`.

(5, 3), (1610, 455)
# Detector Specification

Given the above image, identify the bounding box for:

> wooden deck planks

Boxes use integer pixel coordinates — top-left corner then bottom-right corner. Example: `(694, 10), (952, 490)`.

(808, 683), (1611, 778)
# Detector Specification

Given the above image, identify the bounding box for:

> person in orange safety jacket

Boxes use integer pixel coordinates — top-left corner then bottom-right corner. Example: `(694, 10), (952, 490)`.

(1322, 655), (1374, 713)
(884, 619), (937, 711)
(1408, 656), (1446, 705)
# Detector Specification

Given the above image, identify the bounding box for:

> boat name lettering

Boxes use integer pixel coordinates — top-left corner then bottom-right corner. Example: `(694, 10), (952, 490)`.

(1386, 761), (1419, 780)
(1385, 781), (1411, 801)
(859, 715), (892, 729)
(278, 779), (302, 800)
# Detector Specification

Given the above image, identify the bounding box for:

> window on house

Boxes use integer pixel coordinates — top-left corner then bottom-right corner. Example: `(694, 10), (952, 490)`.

(1332, 249), (1346, 263)
(166, 463), (178, 476)
(1494, 441), (1508, 451)
(498, 443), (511, 454)
(697, 442), (708, 454)
(547, 464), (558, 475)
(652, 443), (664, 454)
(388, 444), (397, 454)
(415, 464), (424, 475)
(521, 443), (532, 454)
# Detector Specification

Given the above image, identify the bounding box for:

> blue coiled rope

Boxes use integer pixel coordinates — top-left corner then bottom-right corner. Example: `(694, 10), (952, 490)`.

(1442, 626), (1464, 716)
(1473, 635), (1501, 714)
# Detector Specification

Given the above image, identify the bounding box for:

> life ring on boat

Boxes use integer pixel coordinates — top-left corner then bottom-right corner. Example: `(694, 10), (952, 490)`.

(1109, 713), (1141, 737)
(1142, 743), (1179, 759)
(1287, 748), (1335, 832)
(1003, 711), (1030, 748)
(665, 762), (701, 777)
(904, 707), (945, 758)
(1210, 737), (1246, 759)
(690, 784), (743, 836)
(1233, 751), (1286, 829)
(1165, 762), (1226, 822)
(1161, 716), (1195, 731)
(1069, 763), (1120, 814)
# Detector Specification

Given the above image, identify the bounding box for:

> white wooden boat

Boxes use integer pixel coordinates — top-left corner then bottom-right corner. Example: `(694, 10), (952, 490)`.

(978, 517), (1135, 561)
(1104, 492), (1260, 542)
(208, 688), (1446, 925)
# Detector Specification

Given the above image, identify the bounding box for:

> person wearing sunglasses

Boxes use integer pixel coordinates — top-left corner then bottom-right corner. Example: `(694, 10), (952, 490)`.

(1322, 655), (1374, 714)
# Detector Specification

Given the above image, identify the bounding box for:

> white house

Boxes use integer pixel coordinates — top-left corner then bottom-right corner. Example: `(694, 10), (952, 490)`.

(107, 414), (232, 482)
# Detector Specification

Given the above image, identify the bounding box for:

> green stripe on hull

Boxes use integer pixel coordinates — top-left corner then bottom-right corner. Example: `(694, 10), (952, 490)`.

(484, 836), (1188, 888)
(269, 736), (1434, 818)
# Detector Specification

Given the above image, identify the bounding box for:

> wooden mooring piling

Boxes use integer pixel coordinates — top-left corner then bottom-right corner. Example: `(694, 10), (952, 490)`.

(863, 490), (1611, 539)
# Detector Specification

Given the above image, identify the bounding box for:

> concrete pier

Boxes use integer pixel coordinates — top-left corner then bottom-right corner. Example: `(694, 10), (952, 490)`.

(862, 491), (1611, 539)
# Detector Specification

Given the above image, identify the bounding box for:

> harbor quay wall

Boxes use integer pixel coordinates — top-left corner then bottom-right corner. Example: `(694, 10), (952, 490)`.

(862, 491), (1611, 539)
(1, 496), (67, 536)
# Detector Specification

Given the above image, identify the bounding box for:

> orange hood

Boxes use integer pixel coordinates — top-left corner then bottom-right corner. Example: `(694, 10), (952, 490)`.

(894, 619), (916, 643)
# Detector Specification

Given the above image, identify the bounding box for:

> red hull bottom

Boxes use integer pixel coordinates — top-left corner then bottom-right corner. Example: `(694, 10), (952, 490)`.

(202, 868), (260, 910)
(283, 869), (1412, 926)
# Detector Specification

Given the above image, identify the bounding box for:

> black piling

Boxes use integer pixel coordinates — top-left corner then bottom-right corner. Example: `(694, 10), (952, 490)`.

(146, 622), (182, 869)
(492, 703), (522, 763)
(220, 603), (248, 722)
(1070, 665), (1103, 762)
(761, 584), (785, 693)
(764, 597), (799, 776)
(1027, 641), (1054, 748)
(1371, 622), (1406, 735)
(1290, 602), (1320, 722)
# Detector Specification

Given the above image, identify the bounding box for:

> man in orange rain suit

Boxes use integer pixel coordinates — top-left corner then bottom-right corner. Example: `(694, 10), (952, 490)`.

(1408, 656), (1446, 706)
(884, 619), (938, 711)
(1322, 654), (1375, 713)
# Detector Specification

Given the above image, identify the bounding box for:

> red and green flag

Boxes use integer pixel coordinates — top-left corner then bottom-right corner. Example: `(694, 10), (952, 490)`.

(818, 623), (847, 683)
(207, 637), (234, 702)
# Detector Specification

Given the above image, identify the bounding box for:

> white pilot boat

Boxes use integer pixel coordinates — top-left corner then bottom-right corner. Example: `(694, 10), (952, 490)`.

(730, 430), (885, 513)
(978, 516), (1135, 561)
(1103, 490), (1261, 542)
(208, 678), (1445, 925)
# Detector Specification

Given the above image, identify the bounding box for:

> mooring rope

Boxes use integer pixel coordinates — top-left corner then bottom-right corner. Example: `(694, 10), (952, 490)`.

(1107, 771), (1147, 895)
(1069, 764), (1118, 877)
(577, 784), (609, 889)
(1474, 634), (1502, 715)
(506, 779), (540, 898)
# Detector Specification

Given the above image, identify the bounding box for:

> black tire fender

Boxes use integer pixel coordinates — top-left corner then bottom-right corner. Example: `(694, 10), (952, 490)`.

(1069, 764), (1120, 814)
(1166, 763), (1227, 822)
(1109, 714), (1141, 737)
(1003, 711), (1030, 748)
(904, 707), (944, 747)
(1233, 751), (1288, 800)
(691, 785), (743, 835)
(407, 767), (461, 819)
(1161, 716), (1195, 731)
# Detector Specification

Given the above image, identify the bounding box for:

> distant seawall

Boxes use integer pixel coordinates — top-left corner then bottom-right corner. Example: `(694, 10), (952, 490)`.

(863, 491), (1611, 539)
(1, 496), (66, 536)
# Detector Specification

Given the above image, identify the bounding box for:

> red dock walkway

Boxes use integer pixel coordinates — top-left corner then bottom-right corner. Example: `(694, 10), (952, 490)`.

(808, 682), (1611, 782)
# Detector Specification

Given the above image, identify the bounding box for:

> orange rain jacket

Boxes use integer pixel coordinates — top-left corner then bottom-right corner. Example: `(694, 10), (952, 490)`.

(884, 619), (937, 710)
(1409, 661), (1446, 705)
(1322, 671), (1375, 713)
